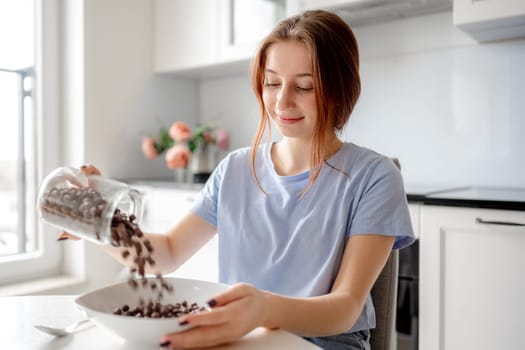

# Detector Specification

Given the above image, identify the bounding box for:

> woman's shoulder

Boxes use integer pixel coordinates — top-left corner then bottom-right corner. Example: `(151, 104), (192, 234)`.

(225, 145), (252, 159)
(221, 143), (269, 164)
(219, 146), (252, 168)
(338, 142), (396, 170)
(215, 144), (265, 175)
(330, 142), (402, 190)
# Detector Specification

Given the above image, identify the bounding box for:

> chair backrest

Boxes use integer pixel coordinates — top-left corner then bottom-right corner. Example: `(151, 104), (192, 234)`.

(370, 250), (399, 350)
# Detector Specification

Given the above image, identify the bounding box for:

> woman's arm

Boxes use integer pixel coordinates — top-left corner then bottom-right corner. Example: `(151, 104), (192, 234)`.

(102, 212), (217, 275)
(59, 165), (217, 275)
(261, 234), (395, 336)
(160, 234), (395, 348)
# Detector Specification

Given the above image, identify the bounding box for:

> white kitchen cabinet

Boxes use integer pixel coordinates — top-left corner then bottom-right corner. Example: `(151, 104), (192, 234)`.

(287, 0), (452, 26)
(419, 205), (525, 350)
(407, 203), (420, 238)
(138, 186), (218, 282)
(218, 0), (286, 62)
(453, 0), (525, 41)
(154, 0), (220, 74)
(154, 0), (285, 78)
(287, 0), (357, 14)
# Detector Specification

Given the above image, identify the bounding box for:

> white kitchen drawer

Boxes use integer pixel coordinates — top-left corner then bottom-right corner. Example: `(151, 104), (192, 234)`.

(166, 236), (218, 283)
(139, 188), (199, 232)
(408, 203), (420, 239)
(136, 186), (218, 282)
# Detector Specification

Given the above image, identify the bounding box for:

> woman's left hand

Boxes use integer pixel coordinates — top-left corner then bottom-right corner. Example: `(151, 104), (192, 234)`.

(160, 283), (269, 349)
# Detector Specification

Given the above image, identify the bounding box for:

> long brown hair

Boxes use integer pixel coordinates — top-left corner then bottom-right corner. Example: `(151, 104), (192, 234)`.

(250, 10), (361, 193)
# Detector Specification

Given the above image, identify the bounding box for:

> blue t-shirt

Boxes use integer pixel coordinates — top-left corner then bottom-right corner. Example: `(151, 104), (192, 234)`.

(191, 142), (415, 332)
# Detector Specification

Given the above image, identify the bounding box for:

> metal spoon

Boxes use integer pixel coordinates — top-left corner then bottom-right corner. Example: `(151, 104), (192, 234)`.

(34, 319), (91, 337)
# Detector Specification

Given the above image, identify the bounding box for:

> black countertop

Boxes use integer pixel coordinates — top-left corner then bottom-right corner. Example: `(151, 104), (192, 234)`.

(405, 185), (525, 211)
(126, 179), (525, 212)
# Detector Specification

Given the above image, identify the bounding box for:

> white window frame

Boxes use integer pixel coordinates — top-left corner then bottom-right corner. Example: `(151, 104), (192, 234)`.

(0, 0), (62, 286)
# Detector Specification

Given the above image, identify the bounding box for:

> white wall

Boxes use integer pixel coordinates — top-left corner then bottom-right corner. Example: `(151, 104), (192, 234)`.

(199, 74), (259, 149)
(83, 0), (198, 181)
(347, 12), (525, 188)
(198, 11), (525, 188)
(55, 0), (200, 293)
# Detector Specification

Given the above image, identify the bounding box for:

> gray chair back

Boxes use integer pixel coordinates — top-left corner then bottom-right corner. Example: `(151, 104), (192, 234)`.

(370, 250), (399, 350)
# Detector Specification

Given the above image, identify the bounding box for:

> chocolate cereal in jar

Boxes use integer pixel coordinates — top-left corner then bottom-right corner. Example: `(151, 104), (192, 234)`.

(37, 166), (143, 245)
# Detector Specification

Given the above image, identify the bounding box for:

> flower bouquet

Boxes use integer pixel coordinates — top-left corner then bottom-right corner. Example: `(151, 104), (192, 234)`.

(142, 121), (229, 183)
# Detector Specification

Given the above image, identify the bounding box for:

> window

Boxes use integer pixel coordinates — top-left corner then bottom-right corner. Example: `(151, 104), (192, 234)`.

(0, 0), (61, 286)
(0, 69), (35, 256)
(0, 0), (37, 258)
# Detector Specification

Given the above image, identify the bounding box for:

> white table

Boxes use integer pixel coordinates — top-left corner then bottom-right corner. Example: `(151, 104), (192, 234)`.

(0, 296), (320, 349)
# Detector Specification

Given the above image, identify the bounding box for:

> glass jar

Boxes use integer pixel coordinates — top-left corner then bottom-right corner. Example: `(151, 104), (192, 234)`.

(37, 166), (144, 245)
(190, 143), (217, 183)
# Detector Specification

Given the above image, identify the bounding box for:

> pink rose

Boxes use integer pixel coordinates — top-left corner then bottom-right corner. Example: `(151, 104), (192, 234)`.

(141, 137), (158, 159)
(169, 121), (192, 143)
(165, 144), (191, 169)
(215, 129), (229, 150)
(203, 131), (213, 143)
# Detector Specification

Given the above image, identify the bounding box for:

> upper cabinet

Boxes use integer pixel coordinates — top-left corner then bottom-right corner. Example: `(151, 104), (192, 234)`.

(154, 0), (220, 74)
(154, 0), (286, 78)
(155, 0), (525, 77)
(154, 0), (452, 78)
(219, 0), (286, 63)
(287, 0), (452, 26)
(453, 0), (525, 41)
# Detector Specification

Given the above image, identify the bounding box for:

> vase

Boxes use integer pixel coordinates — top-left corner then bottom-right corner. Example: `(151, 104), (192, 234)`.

(190, 144), (217, 184)
(173, 167), (191, 184)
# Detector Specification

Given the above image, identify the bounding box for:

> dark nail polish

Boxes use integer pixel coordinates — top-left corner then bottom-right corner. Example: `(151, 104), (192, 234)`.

(179, 320), (189, 326)
(80, 165), (87, 169)
(57, 237), (69, 241)
(159, 340), (171, 347)
(207, 299), (217, 307)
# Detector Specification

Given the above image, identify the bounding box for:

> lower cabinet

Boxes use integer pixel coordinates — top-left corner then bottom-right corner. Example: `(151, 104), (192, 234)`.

(139, 186), (218, 282)
(419, 205), (525, 350)
(408, 203), (421, 238)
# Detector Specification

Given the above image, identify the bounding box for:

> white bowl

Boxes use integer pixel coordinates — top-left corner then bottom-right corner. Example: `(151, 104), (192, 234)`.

(75, 277), (229, 344)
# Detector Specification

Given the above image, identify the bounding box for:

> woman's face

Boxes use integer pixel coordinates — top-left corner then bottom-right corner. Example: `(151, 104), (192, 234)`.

(262, 41), (317, 141)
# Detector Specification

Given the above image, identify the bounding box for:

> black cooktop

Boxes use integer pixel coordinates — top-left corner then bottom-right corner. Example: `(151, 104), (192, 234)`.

(406, 185), (525, 211)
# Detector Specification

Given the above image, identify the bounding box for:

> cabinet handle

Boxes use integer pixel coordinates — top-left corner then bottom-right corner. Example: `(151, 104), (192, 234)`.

(475, 218), (525, 227)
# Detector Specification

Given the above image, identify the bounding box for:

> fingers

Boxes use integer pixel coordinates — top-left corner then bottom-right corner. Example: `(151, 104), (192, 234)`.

(209, 283), (254, 307)
(178, 304), (229, 328)
(79, 164), (101, 189)
(160, 284), (262, 349)
(161, 323), (239, 349)
(80, 164), (101, 176)
(57, 231), (81, 241)
(176, 284), (255, 327)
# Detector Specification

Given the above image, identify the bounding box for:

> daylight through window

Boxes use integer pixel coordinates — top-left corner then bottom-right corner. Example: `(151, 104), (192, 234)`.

(0, 0), (37, 258)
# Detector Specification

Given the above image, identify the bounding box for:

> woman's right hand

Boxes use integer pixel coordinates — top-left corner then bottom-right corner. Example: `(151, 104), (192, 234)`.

(57, 164), (102, 241)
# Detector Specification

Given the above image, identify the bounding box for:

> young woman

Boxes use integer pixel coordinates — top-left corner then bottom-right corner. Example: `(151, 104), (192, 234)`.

(69, 10), (415, 350)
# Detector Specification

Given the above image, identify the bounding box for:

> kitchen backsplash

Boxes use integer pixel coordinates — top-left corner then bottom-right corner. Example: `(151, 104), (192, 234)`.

(198, 12), (525, 188)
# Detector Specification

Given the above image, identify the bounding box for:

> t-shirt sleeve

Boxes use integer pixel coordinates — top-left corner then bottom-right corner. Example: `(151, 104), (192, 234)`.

(348, 157), (415, 250)
(190, 155), (228, 227)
